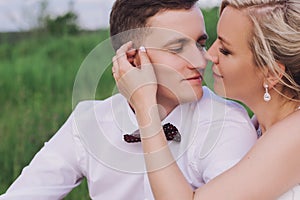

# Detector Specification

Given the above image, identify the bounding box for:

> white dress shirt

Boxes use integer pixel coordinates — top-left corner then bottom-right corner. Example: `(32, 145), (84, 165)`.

(0, 87), (257, 200)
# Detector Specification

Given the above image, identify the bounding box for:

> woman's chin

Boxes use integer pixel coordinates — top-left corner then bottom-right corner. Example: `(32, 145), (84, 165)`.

(213, 83), (227, 98)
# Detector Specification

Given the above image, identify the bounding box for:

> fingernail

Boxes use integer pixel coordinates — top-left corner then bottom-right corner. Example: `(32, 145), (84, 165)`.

(139, 46), (147, 53)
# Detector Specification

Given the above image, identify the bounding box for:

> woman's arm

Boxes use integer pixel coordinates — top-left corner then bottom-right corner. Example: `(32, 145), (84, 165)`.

(195, 113), (300, 199)
(113, 42), (300, 200)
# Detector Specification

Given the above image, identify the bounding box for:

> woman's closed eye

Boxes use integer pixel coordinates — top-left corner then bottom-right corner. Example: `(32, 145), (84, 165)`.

(219, 47), (231, 56)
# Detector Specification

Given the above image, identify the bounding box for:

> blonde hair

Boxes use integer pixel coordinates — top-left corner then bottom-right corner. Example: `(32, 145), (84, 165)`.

(221, 0), (300, 101)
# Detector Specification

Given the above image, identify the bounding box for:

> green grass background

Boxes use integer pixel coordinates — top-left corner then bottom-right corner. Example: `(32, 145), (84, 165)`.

(0, 8), (238, 199)
(0, 29), (114, 199)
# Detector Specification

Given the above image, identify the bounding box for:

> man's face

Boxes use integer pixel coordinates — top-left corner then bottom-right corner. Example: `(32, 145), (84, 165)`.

(143, 6), (208, 110)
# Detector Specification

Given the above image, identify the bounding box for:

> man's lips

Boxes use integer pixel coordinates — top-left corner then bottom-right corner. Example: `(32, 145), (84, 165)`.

(185, 74), (202, 81)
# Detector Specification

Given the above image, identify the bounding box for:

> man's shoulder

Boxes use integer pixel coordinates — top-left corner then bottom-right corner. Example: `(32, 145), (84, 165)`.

(73, 93), (126, 118)
(76, 93), (124, 107)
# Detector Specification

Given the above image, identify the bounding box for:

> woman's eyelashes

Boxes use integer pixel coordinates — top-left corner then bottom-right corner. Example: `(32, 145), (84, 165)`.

(219, 47), (231, 56)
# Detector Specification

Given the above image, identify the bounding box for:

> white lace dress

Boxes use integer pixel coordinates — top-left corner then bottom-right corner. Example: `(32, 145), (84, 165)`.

(278, 184), (300, 200)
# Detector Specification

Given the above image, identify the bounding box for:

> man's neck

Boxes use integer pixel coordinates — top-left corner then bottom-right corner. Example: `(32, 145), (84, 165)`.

(157, 101), (179, 120)
(129, 101), (178, 121)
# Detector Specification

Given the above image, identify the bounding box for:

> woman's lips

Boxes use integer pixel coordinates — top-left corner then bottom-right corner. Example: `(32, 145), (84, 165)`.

(213, 71), (223, 79)
(212, 65), (223, 79)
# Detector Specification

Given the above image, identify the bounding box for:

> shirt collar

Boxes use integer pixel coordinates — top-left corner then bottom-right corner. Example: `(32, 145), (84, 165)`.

(112, 94), (187, 135)
(112, 94), (139, 134)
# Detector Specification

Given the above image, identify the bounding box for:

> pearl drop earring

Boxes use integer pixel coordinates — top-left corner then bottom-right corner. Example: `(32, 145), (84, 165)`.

(263, 84), (271, 102)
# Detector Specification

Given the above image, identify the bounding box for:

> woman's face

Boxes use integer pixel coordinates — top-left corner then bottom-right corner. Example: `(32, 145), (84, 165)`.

(208, 6), (264, 104)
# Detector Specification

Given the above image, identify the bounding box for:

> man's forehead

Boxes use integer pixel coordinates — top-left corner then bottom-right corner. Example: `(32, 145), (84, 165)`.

(144, 27), (202, 48)
(143, 7), (205, 47)
(146, 6), (202, 25)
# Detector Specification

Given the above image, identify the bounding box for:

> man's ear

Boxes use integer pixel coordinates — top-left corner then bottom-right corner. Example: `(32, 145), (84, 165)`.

(133, 54), (141, 68)
(265, 62), (285, 89)
(126, 48), (139, 67)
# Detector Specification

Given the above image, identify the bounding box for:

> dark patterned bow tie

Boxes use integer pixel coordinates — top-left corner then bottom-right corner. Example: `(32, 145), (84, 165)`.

(124, 123), (181, 143)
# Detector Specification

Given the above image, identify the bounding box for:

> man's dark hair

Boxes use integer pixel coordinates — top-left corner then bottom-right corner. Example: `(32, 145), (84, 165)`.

(109, 0), (198, 51)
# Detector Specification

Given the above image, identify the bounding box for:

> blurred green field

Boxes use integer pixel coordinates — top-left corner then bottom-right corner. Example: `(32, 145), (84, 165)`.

(0, 29), (115, 199)
(0, 8), (220, 199)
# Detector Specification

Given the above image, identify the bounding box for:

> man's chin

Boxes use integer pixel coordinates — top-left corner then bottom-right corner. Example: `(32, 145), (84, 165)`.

(178, 90), (203, 104)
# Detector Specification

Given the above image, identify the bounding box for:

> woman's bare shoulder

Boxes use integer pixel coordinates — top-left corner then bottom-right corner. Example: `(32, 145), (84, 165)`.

(271, 110), (300, 136)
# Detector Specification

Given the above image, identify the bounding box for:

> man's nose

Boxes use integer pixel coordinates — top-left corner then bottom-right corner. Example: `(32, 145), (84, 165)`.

(185, 45), (208, 70)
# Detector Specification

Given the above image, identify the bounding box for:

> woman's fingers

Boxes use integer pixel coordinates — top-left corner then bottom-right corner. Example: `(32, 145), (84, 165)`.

(112, 55), (119, 80)
(116, 41), (133, 55)
(116, 41), (135, 72)
(138, 46), (156, 82)
(138, 46), (149, 68)
(112, 41), (135, 80)
(112, 43), (158, 106)
(139, 46), (154, 71)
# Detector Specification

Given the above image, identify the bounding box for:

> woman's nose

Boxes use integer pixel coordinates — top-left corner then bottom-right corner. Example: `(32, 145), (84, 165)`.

(207, 41), (219, 64)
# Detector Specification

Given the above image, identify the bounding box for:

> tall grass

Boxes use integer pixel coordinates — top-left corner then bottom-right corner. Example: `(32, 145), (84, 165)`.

(0, 30), (114, 199)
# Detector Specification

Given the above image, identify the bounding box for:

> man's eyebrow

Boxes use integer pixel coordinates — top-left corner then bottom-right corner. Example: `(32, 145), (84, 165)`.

(218, 35), (231, 45)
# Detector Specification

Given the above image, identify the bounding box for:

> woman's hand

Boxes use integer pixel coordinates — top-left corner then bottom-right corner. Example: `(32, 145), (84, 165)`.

(112, 41), (158, 110)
